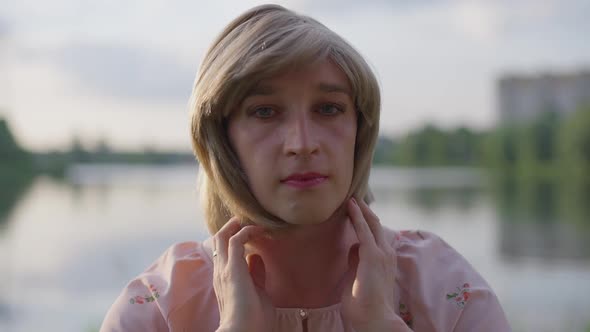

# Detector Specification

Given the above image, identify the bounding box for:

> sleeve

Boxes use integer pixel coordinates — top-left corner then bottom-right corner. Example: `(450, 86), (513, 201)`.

(393, 230), (511, 332)
(99, 279), (169, 332)
(451, 285), (511, 331)
(99, 241), (215, 332)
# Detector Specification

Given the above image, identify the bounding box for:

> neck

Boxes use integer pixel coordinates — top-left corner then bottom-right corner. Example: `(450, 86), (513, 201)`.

(245, 207), (359, 308)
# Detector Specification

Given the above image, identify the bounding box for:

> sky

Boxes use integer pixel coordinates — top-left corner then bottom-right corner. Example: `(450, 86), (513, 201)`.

(1, 0), (589, 152)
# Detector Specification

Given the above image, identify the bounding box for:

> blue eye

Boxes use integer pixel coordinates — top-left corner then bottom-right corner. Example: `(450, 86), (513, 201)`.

(318, 104), (343, 115)
(252, 106), (275, 118)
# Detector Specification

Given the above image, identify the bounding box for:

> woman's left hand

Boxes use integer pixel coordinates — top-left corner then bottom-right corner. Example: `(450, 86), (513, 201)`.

(340, 197), (411, 332)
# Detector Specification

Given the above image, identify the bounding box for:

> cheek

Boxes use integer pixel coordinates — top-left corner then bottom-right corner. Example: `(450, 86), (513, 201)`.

(229, 121), (264, 166)
(229, 129), (278, 195)
(341, 121), (358, 184)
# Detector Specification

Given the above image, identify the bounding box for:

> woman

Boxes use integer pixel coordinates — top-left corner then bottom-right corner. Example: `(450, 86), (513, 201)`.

(100, 4), (510, 331)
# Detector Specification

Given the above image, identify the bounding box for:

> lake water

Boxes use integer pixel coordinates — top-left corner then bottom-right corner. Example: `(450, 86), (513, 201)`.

(1, 164), (589, 331)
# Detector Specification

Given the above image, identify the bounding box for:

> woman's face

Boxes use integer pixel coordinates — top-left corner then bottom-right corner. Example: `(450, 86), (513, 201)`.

(227, 59), (357, 226)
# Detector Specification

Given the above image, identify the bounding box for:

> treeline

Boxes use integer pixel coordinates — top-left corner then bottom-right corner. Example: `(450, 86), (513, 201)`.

(31, 137), (195, 173)
(374, 126), (486, 167)
(0, 119), (35, 179)
(55, 136), (195, 164)
(0, 117), (195, 179)
(374, 106), (590, 180)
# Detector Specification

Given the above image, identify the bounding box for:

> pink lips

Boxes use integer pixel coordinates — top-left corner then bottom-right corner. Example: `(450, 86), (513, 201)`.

(281, 172), (328, 189)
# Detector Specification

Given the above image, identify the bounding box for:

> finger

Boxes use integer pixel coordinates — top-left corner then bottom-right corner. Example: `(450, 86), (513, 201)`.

(247, 254), (266, 289)
(341, 244), (359, 301)
(356, 199), (387, 248)
(347, 197), (378, 249)
(347, 243), (360, 272)
(214, 217), (243, 264)
(228, 225), (266, 269)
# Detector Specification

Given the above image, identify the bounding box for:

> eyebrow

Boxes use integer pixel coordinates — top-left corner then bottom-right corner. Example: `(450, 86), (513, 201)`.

(317, 83), (351, 96)
(244, 82), (352, 99)
(245, 84), (276, 97)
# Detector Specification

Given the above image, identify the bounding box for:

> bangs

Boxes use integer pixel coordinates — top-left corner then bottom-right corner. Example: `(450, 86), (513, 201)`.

(219, 19), (336, 117)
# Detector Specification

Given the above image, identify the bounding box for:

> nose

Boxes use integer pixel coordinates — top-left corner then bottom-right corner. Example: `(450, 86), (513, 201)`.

(283, 111), (319, 157)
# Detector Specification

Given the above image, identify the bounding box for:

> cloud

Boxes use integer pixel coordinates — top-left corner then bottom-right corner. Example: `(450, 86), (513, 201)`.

(0, 16), (11, 40)
(449, 2), (504, 44)
(53, 43), (196, 102)
(301, 0), (430, 12)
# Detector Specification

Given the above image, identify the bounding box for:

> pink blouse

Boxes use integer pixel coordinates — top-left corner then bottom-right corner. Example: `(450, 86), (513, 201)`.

(100, 229), (510, 331)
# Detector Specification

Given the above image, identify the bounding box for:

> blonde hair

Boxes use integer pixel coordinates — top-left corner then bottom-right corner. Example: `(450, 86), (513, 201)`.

(189, 4), (380, 234)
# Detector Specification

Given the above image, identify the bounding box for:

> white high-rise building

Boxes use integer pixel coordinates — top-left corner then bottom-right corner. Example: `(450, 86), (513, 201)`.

(498, 70), (590, 122)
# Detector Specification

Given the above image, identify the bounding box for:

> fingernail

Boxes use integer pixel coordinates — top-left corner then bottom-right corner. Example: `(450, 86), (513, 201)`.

(351, 197), (357, 205)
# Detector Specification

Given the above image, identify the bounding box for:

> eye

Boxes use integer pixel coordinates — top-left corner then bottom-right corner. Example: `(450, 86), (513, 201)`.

(251, 106), (276, 118)
(317, 103), (344, 116)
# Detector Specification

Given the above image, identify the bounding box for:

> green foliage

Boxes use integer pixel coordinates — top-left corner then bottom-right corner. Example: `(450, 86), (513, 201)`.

(489, 174), (590, 259)
(374, 106), (590, 183)
(481, 125), (520, 170)
(484, 106), (590, 181)
(558, 105), (590, 180)
(398, 125), (448, 166)
(1, 115), (193, 174)
(0, 118), (30, 162)
(373, 136), (396, 164)
(445, 127), (483, 165)
(374, 125), (484, 167)
(0, 118), (35, 180)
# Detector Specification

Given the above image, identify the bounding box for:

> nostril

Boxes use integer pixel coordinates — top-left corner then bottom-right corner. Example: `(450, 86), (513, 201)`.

(283, 114), (320, 156)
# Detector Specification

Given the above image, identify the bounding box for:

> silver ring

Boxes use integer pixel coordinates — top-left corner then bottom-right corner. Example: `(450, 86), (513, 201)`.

(212, 250), (218, 258)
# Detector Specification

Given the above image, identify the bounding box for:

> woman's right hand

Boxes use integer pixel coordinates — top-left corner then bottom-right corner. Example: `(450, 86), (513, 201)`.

(213, 217), (274, 332)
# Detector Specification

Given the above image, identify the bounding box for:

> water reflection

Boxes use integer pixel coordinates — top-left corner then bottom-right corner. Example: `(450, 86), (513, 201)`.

(5, 169), (587, 262)
(369, 167), (487, 216)
(494, 176), (590, 260)
(405, 187), (484, 213)
(0, 176), (35, 228)
(1, 165), (590, 331)
(372, 170), (590, 261)
(0, 175), (35, 324)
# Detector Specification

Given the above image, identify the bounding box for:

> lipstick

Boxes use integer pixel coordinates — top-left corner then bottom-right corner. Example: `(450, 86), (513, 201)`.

(281, 172), (328, 189)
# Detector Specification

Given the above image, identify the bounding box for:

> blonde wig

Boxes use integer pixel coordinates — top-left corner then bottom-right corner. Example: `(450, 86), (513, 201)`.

(189, 4), (381, 234)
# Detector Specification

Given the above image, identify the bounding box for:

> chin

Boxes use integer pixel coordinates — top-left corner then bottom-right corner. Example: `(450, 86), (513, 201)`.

(283, 214), (327, 226)
(278, 202), (343, 226)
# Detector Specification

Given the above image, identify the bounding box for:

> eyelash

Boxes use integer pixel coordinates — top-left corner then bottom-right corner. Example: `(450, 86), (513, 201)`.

(250, 106), (276, 118)
(248, 103), (345, 119)
(317, 103), (345, 115)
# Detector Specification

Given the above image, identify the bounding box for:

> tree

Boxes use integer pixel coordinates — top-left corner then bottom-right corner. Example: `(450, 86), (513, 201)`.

(446, 127), (482, 166)
(0, 117), (30, 163)
(558, 105), (590, 180)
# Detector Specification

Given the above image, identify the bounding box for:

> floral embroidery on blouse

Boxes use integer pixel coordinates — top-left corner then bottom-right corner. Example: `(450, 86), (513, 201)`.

(399, 302), (413, 328)
(129, 284), (160, 304)
(446, 283), (471, 308)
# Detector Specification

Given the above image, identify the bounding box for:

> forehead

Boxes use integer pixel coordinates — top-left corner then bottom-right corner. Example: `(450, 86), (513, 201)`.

(247, 59), (352, 97)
